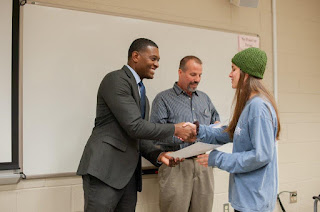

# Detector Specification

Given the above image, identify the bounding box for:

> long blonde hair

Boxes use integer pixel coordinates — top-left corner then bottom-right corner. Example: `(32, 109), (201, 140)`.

(225, 71), (281, 140)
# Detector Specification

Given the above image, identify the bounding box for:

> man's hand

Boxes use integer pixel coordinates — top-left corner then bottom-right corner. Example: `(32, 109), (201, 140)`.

(196, 154), (209, 167)
(174, 122), (196, 142)
(158, 152), (184, 167)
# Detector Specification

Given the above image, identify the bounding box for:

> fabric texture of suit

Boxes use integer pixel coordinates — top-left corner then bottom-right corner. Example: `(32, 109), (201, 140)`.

(77, 65), (174, 191)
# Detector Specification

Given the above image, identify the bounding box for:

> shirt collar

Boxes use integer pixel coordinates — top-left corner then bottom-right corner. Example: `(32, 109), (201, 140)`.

(126, 64), (141, 84)
(173, 82), (198, 96)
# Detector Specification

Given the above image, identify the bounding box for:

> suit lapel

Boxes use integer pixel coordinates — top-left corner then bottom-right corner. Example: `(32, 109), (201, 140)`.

(122, 66), (143, 191)
(122, 65), (149, 121)
(122, 65), (140, 107)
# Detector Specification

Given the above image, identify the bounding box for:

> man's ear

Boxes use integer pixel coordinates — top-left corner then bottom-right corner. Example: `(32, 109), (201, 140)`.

(131, 51), (140, 63)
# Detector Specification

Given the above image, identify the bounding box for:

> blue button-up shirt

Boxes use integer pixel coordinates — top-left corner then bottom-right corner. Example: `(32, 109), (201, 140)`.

(150, 82), (220, 150)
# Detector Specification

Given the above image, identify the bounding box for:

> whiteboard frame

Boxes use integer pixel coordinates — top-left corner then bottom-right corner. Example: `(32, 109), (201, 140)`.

(0, 0), (20, 171)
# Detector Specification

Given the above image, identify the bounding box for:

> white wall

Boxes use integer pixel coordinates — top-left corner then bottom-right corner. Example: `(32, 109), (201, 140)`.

(276, 0), (320, 211)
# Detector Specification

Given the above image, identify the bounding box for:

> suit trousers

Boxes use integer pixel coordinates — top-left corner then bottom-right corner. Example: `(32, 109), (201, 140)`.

(158, 158), (214, 212)
(82, 173), (137, 212)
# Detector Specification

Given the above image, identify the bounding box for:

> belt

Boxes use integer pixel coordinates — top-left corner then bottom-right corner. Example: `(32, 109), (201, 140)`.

(185, 155), (198, 159)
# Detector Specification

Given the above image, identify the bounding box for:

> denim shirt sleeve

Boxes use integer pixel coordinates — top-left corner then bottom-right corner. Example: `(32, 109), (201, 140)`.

(208, 115), (275, 173)
(198, 125), (232, 144)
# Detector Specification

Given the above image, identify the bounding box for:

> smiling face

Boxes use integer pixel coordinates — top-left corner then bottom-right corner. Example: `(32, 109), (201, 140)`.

(177, 59), (202, 95)
(229, 63), (241, 89)
(132, 46), (160, 80)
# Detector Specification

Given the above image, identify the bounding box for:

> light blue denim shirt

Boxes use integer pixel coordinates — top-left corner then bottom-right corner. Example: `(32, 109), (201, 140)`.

(198, 96), (278, 212)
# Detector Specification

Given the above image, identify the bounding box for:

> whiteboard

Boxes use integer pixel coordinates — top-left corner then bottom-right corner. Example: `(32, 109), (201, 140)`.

(0, 0), (12, 163)
(22, 4), (244, 176)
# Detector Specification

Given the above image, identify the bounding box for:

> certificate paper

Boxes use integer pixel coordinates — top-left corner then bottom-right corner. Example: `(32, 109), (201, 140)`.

(167, 142), (221, 159)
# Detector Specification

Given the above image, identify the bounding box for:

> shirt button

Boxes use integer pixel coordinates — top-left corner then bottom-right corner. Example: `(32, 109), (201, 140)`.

(192, 108), (194, 110)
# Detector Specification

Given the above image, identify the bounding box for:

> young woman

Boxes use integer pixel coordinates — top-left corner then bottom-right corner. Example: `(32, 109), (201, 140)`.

(193, 47), (281, 212)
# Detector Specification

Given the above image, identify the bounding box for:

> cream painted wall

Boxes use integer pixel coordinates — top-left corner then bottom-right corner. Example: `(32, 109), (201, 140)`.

(276, 0), (320, 211)
(0, 0), (319, 211)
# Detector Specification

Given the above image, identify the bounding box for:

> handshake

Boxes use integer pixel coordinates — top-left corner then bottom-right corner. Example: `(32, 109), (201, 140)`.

(174, 122), (197, 142)
(158, 121), (198, 167)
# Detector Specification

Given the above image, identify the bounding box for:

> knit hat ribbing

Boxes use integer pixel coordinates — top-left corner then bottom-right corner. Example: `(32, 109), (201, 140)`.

(231, 47), (267, 79)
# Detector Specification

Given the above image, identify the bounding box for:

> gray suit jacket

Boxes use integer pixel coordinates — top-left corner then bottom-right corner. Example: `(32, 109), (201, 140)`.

(77, 65), (174, 191)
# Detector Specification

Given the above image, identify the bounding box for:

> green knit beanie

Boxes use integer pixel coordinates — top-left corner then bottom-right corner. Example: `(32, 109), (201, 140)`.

(231, 47), (267, 79)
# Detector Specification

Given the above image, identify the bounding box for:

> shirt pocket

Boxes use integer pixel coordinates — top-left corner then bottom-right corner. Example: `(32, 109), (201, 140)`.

(199, 108), (211, 122)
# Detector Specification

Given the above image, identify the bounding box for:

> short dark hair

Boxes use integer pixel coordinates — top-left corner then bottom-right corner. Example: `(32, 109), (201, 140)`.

(128, 38), (158, 59)
(179, 55), (202, 71)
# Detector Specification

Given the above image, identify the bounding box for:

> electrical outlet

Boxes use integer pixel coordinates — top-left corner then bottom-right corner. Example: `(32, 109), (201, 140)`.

(290, 191), (297, 203)
(223, 203), (229, 212)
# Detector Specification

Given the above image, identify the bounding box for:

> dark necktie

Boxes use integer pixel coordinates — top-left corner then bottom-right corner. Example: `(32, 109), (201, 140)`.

(138, 81), (146, 119)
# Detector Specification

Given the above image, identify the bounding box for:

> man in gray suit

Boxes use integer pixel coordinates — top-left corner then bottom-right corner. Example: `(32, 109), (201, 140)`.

(77, 38), (195, 212)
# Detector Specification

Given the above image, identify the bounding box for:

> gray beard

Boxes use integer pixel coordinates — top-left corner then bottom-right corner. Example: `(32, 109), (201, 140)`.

(187, 85), (197, 93)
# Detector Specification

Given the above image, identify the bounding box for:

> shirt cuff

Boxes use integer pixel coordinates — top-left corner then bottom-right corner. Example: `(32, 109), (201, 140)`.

(197, 125), (205, 139)
(208, 150), (221, 167)
(156, 153), (163, 165)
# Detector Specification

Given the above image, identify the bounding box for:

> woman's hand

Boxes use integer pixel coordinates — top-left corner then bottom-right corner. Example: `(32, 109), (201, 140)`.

(196, 154), (209, 167)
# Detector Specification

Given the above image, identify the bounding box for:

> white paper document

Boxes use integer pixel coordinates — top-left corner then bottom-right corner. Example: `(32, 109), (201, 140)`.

(216, 142), (233, 154)
(167, 142), (221, 159)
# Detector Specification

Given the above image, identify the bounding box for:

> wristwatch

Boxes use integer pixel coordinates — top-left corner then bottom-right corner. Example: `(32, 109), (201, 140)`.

(193, 121), (199, 135)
